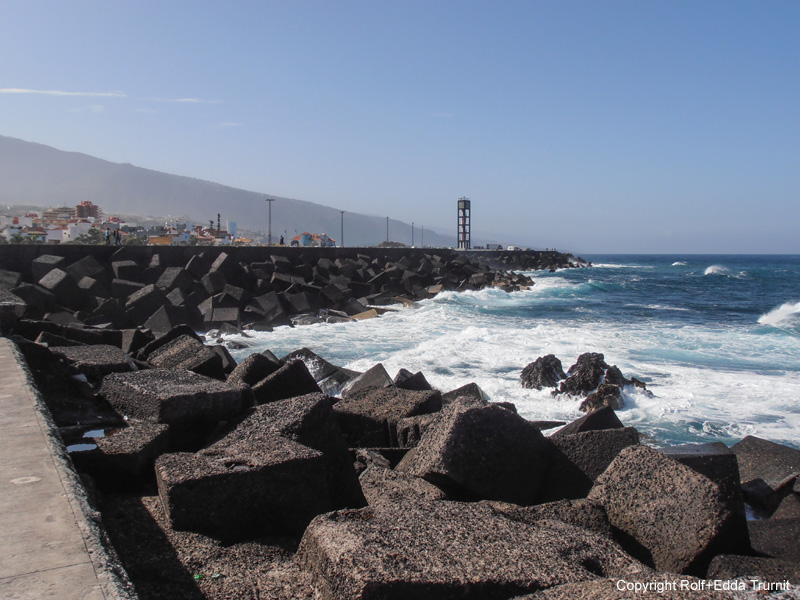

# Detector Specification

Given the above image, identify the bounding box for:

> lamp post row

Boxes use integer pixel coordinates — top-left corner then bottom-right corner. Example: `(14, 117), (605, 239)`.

(269, 199), (424, 248)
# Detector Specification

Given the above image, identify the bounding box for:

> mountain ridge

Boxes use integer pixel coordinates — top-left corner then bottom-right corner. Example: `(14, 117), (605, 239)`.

(0, 135), (457, 247)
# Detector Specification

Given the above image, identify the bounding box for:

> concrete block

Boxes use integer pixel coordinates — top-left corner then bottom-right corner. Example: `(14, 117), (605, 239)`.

(588, 445), (742, 574)
(38, 268), (87, 311)
(50, 344), (136, 380)
(295, 501), (648, 600)
(251, 359), (321, 404)
(31, 254), (67, 282)
(70, 422), (170, 490)
(393, 368), (433, 391)
(99, 368), (246, 428)
(146, 334), (226, 380)
(341, 363), (394, 398)
(156, 393), (364, 540)
(359, 466), (447, 507)
(397, 403), (548, 505)
(552, 406), (624, 437)
(111, 260), (140, 281)
(334, 387), (442, 448)
(155, 267), (193, 293)
(227, 352), (280, 387)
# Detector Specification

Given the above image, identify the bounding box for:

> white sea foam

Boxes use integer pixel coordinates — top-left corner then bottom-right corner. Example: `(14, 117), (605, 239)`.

(592, 263), (654, 269)
(223, 278), (800, 448)
(624, 303), (691, 312)
(758, 301), (800, 328)
(672, 261), (687, 266)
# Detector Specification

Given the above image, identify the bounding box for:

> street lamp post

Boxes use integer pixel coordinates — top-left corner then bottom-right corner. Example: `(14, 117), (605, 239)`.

(265, 198), (274, 246)
(340, 210), (344, 248)
(412, 222), (414, 247)
(386, 217), (389, 243)
(421, 224), (424, 248)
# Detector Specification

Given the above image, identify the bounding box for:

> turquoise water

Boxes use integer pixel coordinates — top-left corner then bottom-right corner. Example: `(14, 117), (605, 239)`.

(224, 255), (800, 449)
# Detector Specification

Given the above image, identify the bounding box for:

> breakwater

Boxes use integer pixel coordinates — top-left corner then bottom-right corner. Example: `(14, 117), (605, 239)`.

(0, 245), (583, 336)
(1, 246), (799, 599)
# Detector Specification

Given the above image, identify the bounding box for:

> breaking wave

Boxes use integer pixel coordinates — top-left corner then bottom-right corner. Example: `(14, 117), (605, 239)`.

(704, 265), (729, 275)
(759, 301), (800, 331)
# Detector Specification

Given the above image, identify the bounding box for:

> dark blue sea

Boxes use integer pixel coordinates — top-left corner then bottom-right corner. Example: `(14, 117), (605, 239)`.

(225, 255), (800, 449)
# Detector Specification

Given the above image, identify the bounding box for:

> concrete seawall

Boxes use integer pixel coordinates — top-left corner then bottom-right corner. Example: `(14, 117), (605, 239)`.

(0, 337), (137, 600)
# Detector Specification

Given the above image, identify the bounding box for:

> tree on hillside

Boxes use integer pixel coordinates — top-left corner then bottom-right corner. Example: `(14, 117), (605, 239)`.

(66, 228), (106, 245)
(9, 232), (44, 245)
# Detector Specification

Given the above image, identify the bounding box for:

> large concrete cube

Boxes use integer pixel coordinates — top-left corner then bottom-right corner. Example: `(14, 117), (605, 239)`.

(295, 501), (649, 600)
(98, 368), (246, 428)
(588, 445), (743, 574)
(397, 403), (549, 505)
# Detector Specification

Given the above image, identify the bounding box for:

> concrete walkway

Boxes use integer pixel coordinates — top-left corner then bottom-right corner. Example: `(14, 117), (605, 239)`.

(0, 338), (135, 600)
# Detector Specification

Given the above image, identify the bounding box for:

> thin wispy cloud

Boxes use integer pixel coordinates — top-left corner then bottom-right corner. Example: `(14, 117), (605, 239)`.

(0, 88), (126, 97)
(146, 97), (222, 104)
(217, 122), (241, 128)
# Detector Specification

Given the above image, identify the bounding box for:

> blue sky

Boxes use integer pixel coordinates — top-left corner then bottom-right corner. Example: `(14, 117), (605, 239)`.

(2, 1), (798, 253)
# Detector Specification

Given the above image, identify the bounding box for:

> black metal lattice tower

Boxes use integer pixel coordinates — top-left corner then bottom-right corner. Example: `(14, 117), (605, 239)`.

(457, 197), (471, 250)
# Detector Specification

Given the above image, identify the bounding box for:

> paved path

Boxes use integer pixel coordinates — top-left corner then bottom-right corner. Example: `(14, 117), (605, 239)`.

(0, 338), (134, 600)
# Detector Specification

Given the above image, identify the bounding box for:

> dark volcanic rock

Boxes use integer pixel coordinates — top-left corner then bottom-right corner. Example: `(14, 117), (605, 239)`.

(397, 403), (549, 505)
(603, 364), (630, 386)
(156, 393), (365, 541)
(521, 354), (566, 390)
(333, 387), (442, 448)
(578, 383), (623, 412)
(555, 352), (608, 397)
(588, 444), (744, 574)
(99, 368), (247, 429)
(251, 359), (321, 405)
(295, 501), (649, 600)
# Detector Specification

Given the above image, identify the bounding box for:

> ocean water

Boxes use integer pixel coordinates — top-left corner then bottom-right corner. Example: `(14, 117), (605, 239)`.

(223, 254), (800, 450)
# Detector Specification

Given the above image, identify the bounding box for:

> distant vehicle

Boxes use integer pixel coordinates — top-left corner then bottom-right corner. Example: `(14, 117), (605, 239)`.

(486, 243), (503, 250)
(507, 245), (520, 251)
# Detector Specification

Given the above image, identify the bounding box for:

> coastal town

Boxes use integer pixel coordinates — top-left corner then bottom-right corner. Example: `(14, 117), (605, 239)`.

(0, 201), (253, 246)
